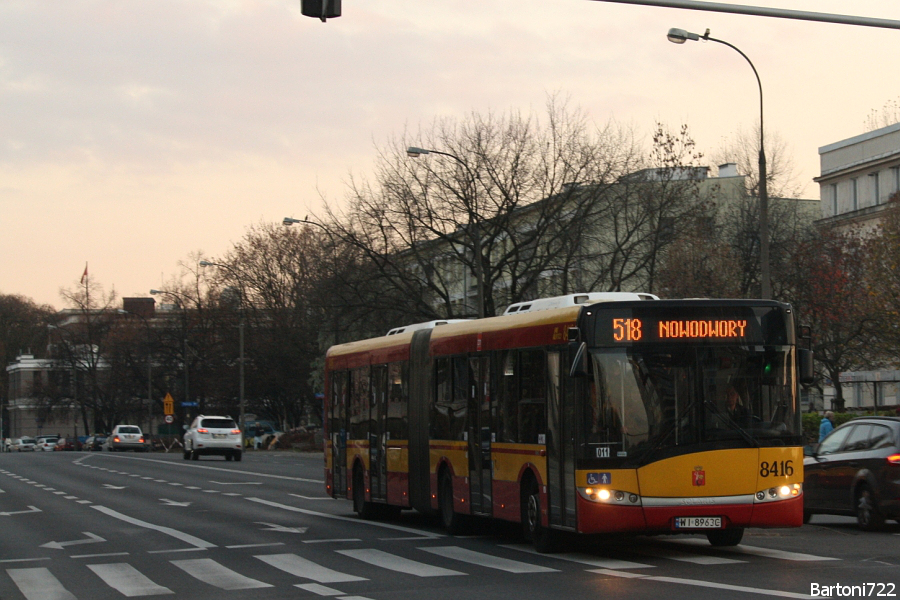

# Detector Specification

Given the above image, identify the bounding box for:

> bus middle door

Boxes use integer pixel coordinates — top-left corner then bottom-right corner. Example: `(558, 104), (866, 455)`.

(467, 356), (492, 515)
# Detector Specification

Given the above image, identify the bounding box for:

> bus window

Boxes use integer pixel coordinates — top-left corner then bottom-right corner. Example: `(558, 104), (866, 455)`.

(386, 362), (408, 441)
(497, 350), (518, 443)
(519, 349), (546, 444)
(350, 367), (370, 441)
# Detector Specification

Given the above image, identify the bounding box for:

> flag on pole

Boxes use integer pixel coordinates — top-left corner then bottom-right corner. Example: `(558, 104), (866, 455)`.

(80, 263), (88, 285)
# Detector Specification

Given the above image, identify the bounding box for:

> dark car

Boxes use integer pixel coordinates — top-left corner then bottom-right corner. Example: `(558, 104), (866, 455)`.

(84, 435), (108, 451)
(54, 437), (81, 451)
(803, 416), (900, 530)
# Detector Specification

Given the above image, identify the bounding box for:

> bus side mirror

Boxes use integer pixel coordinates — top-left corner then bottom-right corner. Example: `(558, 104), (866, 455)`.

(798, 348), (815, 385)
(569, 342), (591, 378)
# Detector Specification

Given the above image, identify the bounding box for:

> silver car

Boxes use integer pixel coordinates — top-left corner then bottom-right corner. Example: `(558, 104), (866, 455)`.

(13, 437), (36, 452)
(35, 436), (59, 451)
(105, 425), (147, 452)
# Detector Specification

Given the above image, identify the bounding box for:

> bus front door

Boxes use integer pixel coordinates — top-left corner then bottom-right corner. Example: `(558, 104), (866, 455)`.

(467, 356), (493, 515)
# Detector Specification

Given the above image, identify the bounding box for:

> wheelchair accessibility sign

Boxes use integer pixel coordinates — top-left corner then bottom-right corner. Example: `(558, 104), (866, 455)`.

(586, 472), (611, 485)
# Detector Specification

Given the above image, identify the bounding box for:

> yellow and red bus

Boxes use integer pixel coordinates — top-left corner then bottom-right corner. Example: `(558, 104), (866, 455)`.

(324, 295), (811, 551)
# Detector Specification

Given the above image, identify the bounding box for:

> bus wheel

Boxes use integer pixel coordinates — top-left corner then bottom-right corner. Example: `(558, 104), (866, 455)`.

(707, 527), (744, 547)
(353, 467), (375, 520)
(439, 471), (467, 535)
(523, 480), (559, 553)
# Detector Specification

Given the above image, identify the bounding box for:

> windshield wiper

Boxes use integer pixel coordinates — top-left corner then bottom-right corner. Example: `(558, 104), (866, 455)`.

(705, 400), (759, 448)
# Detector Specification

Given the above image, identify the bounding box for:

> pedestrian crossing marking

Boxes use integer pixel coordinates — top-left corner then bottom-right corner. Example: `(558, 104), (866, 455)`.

(419, 546), (558, 573)
(7, 567), (77, 600)
(296, 582), (345, 596)
(256, 553), (367, 583)
(87, 563), (173, 596)
(172, 558), (273, 590)
(337, 548), (466, 577)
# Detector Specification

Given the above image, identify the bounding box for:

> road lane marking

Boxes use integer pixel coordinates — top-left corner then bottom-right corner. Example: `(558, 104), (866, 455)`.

(41, 532), (105, 550)
(419, 546), (557, 573)
(87, 563), (174, 596)
(78, 453), (323, 483)
(209, 481), (262, 485)
(0, 558), (51, 564)
(629, 545), (744, 565)
(0, 505), (42, 517)
(6, 567), (77, 600)
(670, 539), (840, 561)
(501, 544), (654, 570)
(91, 505), (216, 549)
(255, 553), (366, 583)
(245, 497), (443, 538)
(590, 569), (811, 598)
(337, 548), (465, 577)
(257, 522), (308, 533)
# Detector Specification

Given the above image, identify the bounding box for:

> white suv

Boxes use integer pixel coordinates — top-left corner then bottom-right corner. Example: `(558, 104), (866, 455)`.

(183, 415), (242, 461)
(105, 425), (147, 452)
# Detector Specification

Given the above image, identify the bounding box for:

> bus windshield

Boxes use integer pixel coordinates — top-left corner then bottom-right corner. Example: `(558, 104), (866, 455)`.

(583, 345), (800, 465)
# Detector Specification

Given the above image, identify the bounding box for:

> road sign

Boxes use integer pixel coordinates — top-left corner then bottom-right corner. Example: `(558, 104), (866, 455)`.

(181, 402), (198, 407)
(163, 393), (174, 416)
(164, 415), (174, 424)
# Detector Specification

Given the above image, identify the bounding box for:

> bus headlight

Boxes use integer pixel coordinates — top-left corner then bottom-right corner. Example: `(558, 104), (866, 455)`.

(579, 487), (641, 505)
(754, 483), (801, 502)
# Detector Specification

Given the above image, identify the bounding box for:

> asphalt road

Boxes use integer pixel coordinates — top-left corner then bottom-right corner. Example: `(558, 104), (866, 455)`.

(1, 450), (898, 600)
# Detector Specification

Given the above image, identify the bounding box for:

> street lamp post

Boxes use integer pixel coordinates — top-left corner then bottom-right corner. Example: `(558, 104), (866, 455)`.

(150, 289), (192, 418)
(199, 261), (246, 449)
(406, 146), (486, 318)
(666, 28), (770, 299)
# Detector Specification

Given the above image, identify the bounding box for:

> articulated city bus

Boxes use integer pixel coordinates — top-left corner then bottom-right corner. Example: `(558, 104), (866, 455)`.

(323, 294), (812, 551)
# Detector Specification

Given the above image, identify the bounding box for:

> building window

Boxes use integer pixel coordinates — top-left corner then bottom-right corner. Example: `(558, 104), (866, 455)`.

(851, 178), (858, 211)
(870, 172), (880, 205)
(830, 183), (838, 216)
(892, 167), (900, 195)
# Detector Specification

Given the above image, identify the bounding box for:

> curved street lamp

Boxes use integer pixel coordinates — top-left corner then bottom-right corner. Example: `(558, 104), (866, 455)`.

(406, 146), (486, 318)
(667, 28), (770, 299)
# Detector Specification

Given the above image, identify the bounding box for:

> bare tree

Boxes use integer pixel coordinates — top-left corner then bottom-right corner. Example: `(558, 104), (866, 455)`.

(323, 100), (710, 320)
(711, 126), (814, 298)
(864, 97), (900, 132)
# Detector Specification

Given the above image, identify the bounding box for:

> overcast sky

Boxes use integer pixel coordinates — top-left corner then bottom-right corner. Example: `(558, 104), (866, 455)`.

(2, 0), (898, 309)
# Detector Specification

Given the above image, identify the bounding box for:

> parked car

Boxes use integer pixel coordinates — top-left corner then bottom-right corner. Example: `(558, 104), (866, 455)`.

(104, 425), (147, 452)
(35, 436), (59, 451)
(12, 437), (36, 452)
(84, 435), (107, 451)
(183, 415), (242, 461)
(54, 437), (81, 451)
(803, 416), (900, 530)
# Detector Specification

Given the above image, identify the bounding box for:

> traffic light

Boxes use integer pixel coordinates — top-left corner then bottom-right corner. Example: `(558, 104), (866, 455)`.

(301, 0), (340, 22)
